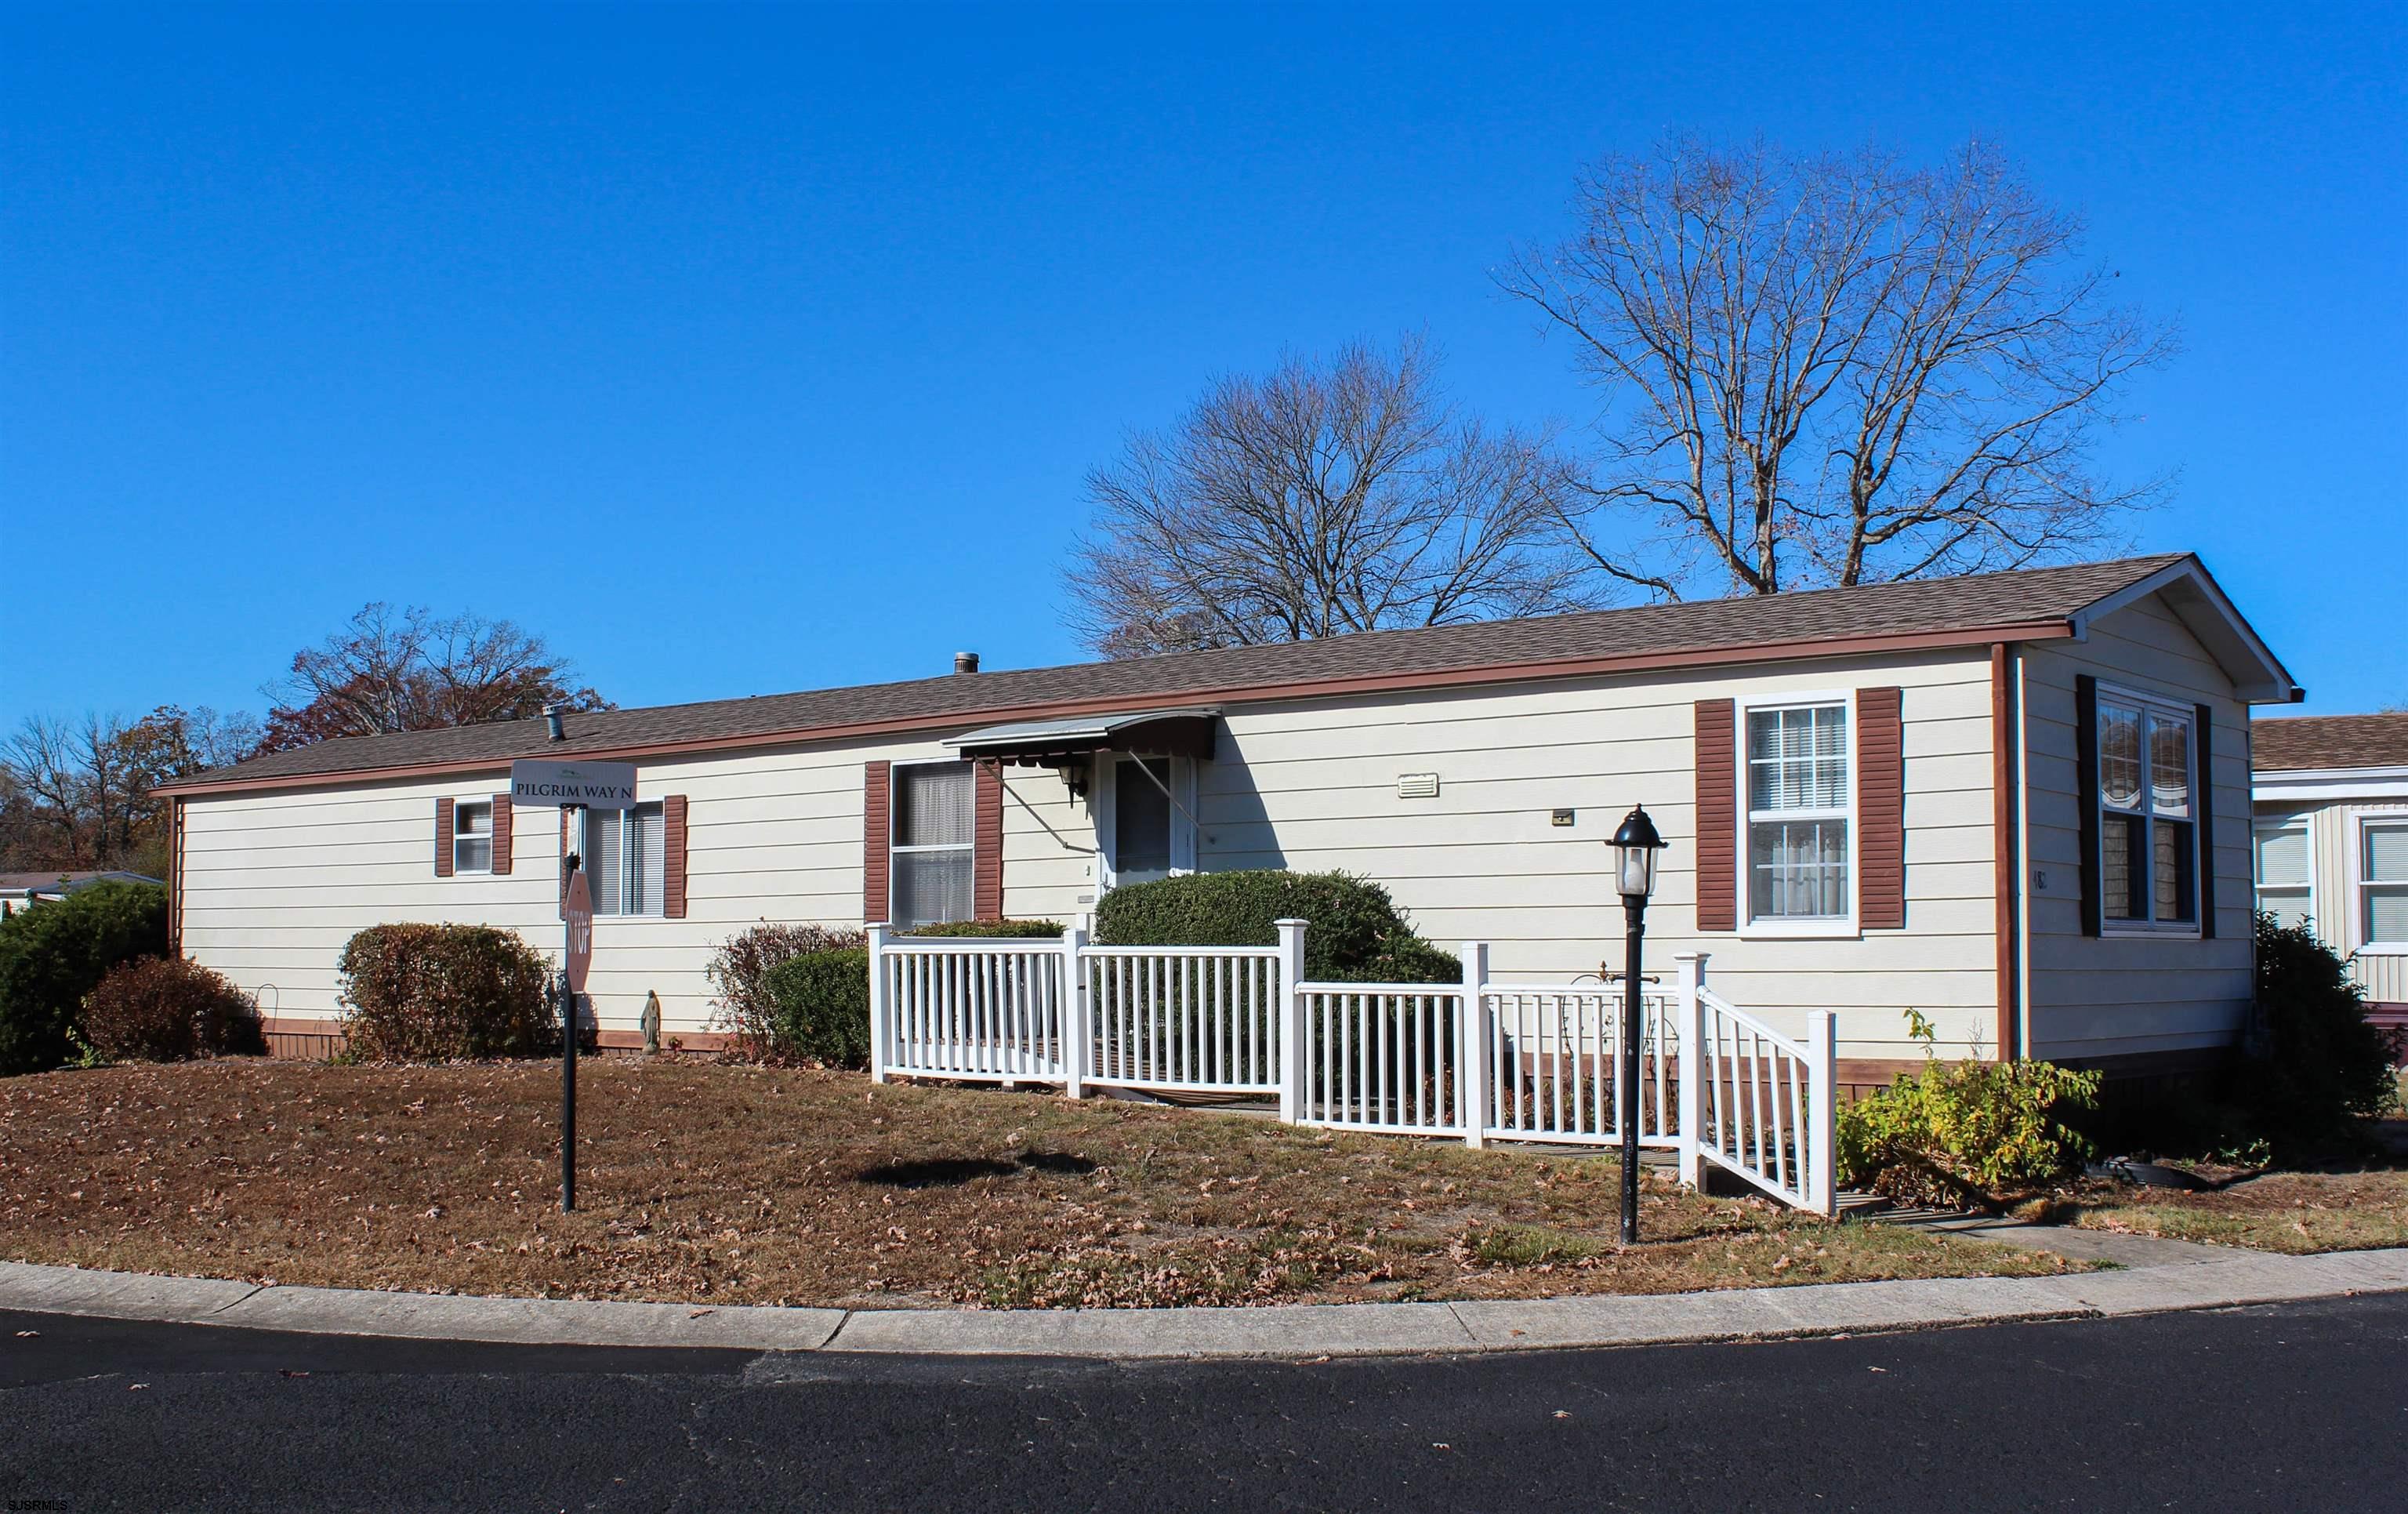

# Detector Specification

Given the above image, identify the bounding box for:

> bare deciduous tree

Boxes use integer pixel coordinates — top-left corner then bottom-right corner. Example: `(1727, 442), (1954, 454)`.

(259, 605), (611, 752)
(1066, 336), (1600, 658)
(1499, 137), (2173, 598)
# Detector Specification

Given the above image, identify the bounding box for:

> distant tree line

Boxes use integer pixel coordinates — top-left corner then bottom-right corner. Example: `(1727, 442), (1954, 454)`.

(0, 605), (608, 877)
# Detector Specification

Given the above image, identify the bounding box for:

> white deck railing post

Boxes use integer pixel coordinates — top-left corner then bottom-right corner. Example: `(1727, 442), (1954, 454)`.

(1275, 918), (1307, 1124)
(1674, 952), (1706, 1189)
(866, 923), (890, 1084)
(1458, 942), (1489, 1148)
(1806, 1009), (1837, 1216)
(1061, 924), (1089, 1099)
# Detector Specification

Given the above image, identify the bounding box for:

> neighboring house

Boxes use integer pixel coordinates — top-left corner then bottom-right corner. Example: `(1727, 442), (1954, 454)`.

(156, 554), (2297, 1091)
(2250, 711), (2408, 1037)
(0, 870), (162, 920)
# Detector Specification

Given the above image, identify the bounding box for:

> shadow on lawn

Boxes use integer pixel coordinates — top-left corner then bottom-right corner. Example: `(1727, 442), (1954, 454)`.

(855, 1149), (1099, 1189)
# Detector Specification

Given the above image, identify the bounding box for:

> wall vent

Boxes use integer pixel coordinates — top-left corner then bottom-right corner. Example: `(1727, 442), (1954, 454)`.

(1396, 772), (1440, 800)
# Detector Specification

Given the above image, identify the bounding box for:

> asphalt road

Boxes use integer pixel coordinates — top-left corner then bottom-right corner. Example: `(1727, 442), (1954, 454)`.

(5, 1295), (2405, 1512)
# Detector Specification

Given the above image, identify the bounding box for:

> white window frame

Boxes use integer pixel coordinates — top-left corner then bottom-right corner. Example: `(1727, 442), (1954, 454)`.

(580, 802), (666, 920)
(1093, 753), (1197, 895)
(452, 799), (495, 877)
(2354, 814), (2408, 956)
(2251, 813), (2317, 934)
(888, 757), (976, 928)
(2094, 681), (2202, 939)
(1737, 690), (1859, 940)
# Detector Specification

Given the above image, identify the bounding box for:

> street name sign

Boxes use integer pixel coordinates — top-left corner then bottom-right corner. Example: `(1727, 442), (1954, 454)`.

(510, 759), (638, 810)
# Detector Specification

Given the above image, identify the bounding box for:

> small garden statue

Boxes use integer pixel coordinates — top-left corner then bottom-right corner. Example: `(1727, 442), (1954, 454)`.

(641, 990), (662, 1055)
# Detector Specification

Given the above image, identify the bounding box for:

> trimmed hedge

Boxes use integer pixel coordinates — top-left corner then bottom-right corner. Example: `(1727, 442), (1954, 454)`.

(0, 880), (170, 1076)
(1094, 870), (1457, 983)
(82, 957), (265, 1062)
(708, 922), (867, 1058)
(763, 948), (872, 1068)
(336, 924), (553, 1062)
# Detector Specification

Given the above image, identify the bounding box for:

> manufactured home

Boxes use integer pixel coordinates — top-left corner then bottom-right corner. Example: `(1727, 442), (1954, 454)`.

(2252, 711), (2408, 1039)
(159, 554), (2297, 1087)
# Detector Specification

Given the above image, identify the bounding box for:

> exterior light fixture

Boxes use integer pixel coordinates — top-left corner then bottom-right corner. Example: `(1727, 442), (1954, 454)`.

(1607, 804), (1667, 1244)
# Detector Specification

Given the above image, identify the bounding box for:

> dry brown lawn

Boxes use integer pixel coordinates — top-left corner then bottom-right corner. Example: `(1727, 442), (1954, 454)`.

(2, 1059), (2082, 1309)
(2036, 1169), (2408, 1255)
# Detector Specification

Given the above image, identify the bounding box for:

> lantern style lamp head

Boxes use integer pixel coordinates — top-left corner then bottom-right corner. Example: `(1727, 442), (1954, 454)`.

(1610, 804), (1666, 906)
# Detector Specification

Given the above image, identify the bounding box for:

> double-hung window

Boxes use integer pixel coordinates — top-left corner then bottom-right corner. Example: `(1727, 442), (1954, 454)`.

(2253, 819), (2313, 931)
(586, 803), (665, 917)
(1746, 702), (1851, 924)
(452, 801), (494, 875)
(2097, 692), (2196, 929)
(890, 761), (974, 928)
(2363, 822), (2408, 950)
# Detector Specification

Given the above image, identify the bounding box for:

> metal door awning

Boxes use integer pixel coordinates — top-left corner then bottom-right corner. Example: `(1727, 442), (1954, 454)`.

(941, 707), (1218, 765)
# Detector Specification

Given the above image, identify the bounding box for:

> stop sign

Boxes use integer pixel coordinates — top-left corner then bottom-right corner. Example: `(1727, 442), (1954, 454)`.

(561, 868), (594, 993)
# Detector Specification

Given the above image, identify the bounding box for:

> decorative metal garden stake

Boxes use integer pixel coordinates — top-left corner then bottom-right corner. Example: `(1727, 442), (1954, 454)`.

(1609, 804), (1666, 1245)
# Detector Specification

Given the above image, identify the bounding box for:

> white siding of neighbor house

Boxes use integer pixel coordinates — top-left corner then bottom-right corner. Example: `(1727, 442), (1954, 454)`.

(2254, 797), (2408, 1006)
(183, 647), (2006, 1060)
(2018, 595), (2255, 1063)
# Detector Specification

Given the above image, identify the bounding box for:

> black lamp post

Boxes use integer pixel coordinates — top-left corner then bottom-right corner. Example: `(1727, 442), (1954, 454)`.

(1609, 804), (1666, 1245)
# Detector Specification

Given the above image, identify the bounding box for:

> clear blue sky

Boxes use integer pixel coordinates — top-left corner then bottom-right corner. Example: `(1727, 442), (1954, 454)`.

(3, 2), (2400, 730)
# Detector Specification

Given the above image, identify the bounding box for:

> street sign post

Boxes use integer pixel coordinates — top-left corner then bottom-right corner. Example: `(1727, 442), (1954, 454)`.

(559, 866), (593, 1212)
(513, 763), (633, 1218)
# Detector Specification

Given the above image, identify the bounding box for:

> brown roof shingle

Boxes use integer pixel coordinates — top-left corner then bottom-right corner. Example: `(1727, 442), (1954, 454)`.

(2253, 713), (2408, 772)
(170, 554), (2194, 793)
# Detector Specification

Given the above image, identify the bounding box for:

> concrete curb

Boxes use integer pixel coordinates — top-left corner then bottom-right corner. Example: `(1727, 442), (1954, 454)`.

(6, 1250), (2408, 1360)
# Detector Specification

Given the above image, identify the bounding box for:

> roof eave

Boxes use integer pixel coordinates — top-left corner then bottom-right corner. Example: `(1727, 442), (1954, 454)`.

(2067, 556), (2302, 704)
(155, 617), (2077, 800)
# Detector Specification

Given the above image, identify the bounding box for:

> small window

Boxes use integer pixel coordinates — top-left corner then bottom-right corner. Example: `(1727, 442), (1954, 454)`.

(2364, 822), (2408, 949)
(2253, 820), (2312, 931)
(453, 801), (494, 875)
(2097, 695), (2196, 928)
(586, 804), (665, 917)
(1746, 703), (1850, 922)
(890, 761), (973, 927)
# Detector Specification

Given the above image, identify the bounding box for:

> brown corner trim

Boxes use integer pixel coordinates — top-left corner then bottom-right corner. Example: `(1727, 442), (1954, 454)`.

(1991, 644), (2019, 1062)
(159, 619), (2078, 799)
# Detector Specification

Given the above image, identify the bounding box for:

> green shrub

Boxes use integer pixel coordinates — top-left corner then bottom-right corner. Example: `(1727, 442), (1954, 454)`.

(80, 957), (265, 1062)
(708, 922), (866, 1058)
(899, 920), (1064, 939)
(336, 924), (553, 1062)
(763, 948), (872, 1068)
(2242, 913), (2402, 1140)
(1094, 870), (1456, 982)
(1836, 1011), (2101, 1203)
(0, 880), (170, 1076)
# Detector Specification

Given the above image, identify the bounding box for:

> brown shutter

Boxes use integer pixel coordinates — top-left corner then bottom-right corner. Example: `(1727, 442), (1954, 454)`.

(489, 794), (513, 875)
(2075, 675), (2102, 937)
(434, 798), (455, 877)
(1857, 686), (1906, 929)
(663, 794), (689, 920)
(974, 759), (1004, 922)
(2194, 703), (2216, 939)
(1695, 700), (1737, 931)
(863, 761), (891, 925)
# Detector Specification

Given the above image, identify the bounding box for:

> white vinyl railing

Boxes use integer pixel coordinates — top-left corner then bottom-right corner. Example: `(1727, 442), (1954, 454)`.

(1085, 945), (1283, 1095)
(867, 922), (1835, 1214)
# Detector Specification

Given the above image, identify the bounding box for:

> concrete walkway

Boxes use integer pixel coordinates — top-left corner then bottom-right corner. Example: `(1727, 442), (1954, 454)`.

(7, 1247), (2408, 1360)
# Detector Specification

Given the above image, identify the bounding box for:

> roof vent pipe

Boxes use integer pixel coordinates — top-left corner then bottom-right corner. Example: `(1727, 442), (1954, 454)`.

(954, 652), (980, 675)
(542, 704), (566, 742)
